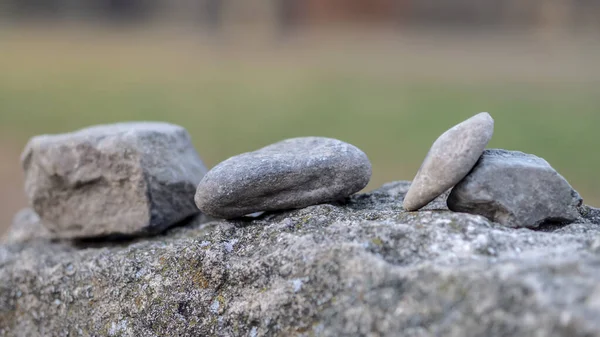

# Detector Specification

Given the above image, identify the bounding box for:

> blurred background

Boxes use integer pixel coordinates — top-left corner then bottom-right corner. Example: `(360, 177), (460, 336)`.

(1, 0), (599, 235)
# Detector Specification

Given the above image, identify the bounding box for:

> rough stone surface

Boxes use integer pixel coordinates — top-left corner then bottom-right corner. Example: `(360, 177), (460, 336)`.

(404, 112), (494, 211)
(21, 122), (208, 239)
(448, 149), (583, 228)
(1, 208), (52, 244)
(2, 181), (600, 337)
(195, 137), (372, 219)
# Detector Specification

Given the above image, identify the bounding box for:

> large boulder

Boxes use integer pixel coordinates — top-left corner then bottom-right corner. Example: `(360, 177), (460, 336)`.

(1, 181), (600, 336)
(21, 122), (208, 239)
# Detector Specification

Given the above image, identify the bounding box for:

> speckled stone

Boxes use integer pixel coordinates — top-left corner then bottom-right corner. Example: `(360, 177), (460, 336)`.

(404, 112), (494, 211)
(195, 137), (372, 218)
(448, 149), (583, 228)
(21, 122), (208, 238)
(1, 181), (600, 336)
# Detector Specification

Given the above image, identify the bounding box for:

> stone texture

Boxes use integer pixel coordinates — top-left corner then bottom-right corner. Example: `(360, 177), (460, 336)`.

(448, 149), (583, 228)
(21, 122), (207, 239)
(1, 208), (52, 244)
(1, 181), (600, 337)
(195, 137), (372, 219)
(403, 112), (494, 211)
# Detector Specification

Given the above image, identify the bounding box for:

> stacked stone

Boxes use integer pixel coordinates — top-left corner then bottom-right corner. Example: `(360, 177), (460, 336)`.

(5, 113), (585, 242)
(1, 116), (596, 337)
(12, 123), (372, 240)
(403, 112), (583, 228)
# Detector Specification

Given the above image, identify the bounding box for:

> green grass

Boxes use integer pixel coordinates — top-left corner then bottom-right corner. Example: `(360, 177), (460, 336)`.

(1, 31), (599, 206)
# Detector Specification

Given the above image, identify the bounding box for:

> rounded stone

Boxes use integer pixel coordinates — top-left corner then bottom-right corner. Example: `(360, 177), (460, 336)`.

(403, 112), (494, 211)
(195, 137), (372, 219)
(447, 149), (583, 228)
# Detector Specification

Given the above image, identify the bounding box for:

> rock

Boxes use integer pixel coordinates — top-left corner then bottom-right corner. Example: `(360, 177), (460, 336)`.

(448, 149), (583, 228)
(21, 122), (208, 238)
(195, 137), (372, 219)
(1, 208), (52, 244)
(1, 181), (600, 336)
(403, 112), (494, 211)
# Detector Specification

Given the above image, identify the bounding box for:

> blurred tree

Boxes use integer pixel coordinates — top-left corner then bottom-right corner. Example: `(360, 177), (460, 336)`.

(275, 0), (301, 35)
(102, 0), (155, 21)
(11, 0), (63, 18)
(0, 0), (597, 34)
(201, 0), (223, 32)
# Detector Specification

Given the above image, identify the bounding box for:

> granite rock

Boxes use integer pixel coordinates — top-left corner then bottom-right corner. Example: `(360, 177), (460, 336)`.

(195, 137), (372, 218)
(404, 112), (494, 211)
(21, 122), (207, 238)
(1, 181), (600, 336)
(448, 149), (583, 228)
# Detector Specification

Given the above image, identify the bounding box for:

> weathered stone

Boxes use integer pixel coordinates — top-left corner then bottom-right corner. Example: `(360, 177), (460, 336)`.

(195, 137), (372, 219)
(448, 149), (583, 228)
(1, 208), (52, 244)
(1, 181), (600, 336)
(21, 122), (207, 238)
(404, 112), (494, 211)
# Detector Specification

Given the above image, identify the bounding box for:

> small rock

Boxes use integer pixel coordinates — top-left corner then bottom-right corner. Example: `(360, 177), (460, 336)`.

(195, 137), (371, 219)
(447, 149), (582, 228)
(21, 122), (207, 238)
(403, 112), (494, 211)
(2, 208), (52, 244)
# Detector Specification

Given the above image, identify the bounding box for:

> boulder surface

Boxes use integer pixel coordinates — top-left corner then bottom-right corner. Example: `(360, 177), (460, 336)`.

(21, 122), (208, 239)
(1, 181), (600, 337)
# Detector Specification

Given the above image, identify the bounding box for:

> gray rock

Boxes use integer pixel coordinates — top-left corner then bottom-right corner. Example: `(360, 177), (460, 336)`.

(448, 149), (583, 228)
(195, 137), (372, 219)
(21, 122), (208, 238)
(1, 208), (52, 244)
(1, 181), (600, 336)
(404, 112), (494, 211)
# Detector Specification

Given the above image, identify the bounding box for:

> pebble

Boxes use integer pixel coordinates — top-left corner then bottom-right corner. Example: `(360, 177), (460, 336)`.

(21, 122), (207, 238)
(195, 137), (372, 219)
(403, 112), (494, 211)
(447, 149), (582, 228)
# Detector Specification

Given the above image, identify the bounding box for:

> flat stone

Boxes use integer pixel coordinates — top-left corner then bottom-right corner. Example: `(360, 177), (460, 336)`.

(21, 122), (207, 238)
(195, 137), (372, 218)
(447, 149), (583, 228)
(404, 112), (494, 211)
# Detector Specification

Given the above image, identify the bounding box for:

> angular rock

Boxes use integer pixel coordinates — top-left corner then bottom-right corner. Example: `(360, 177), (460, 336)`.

(195, 137), (372, 219)
(403, 112), (494, 211)
(1, 181), (600, 336)
(2, 208), (52, 244)
(448, 149), (583, 228)
(21, 122), (207, 238)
